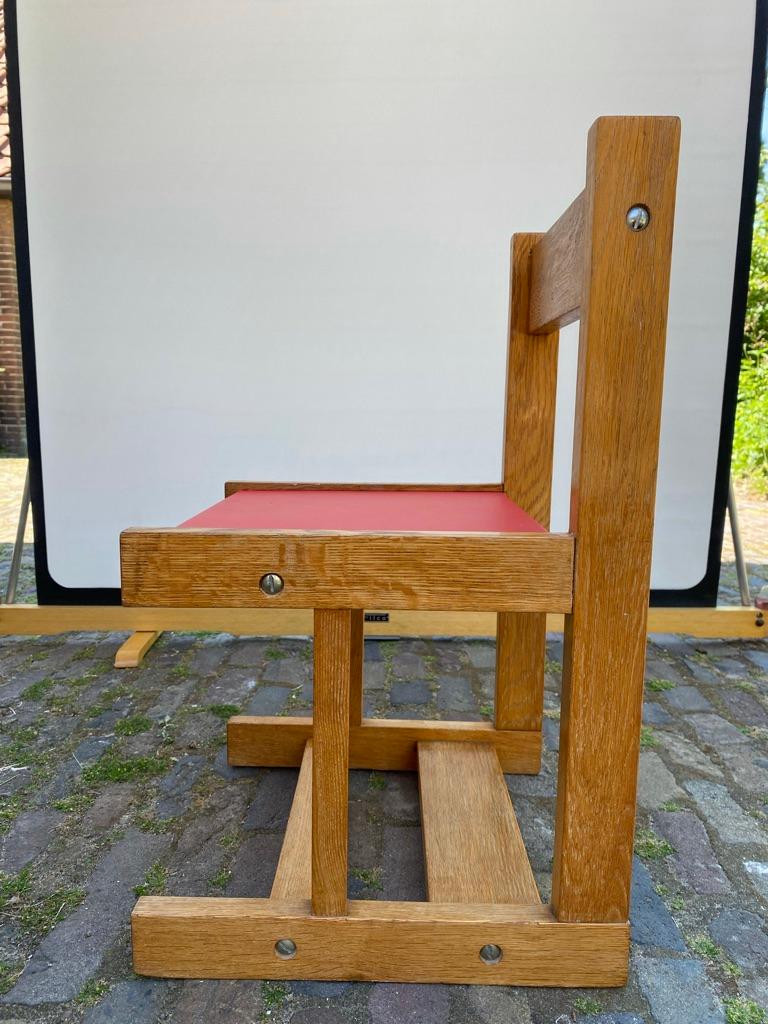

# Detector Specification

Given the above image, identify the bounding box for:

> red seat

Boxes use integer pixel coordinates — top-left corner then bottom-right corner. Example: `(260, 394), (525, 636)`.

(179, 489), (545, 534)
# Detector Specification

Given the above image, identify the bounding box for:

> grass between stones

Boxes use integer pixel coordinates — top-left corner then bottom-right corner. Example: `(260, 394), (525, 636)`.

(261, 981), (288, 1010)
(639, 726), (658, 750)
(724, 998), (767, 1024)
(573, 995), (602, 1014)
(134, 861), (168, 897)
(207, 704), (241, 719)
(635, 827), (673, 860)
(76, 978), (110, 1006)
(646, 678), (676, 692)
(0, 867), (85, 935)
(82, 752), (168, 784)
(114, 715), (153, 736)
(367, 772), (386, 792)
(351, 867), (383, 892)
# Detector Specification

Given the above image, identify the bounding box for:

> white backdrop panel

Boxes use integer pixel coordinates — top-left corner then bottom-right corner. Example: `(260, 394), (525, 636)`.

(16, 0), (755, 590)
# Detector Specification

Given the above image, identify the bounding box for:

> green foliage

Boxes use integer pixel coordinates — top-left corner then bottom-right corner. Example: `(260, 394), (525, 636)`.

(207, 704), (241, 719)
(639, 726), (658, 750)
(646, 678), (675, 692)
(82, 752), (168, 784)
(351, 866), (383, 892)
(134, 861), (168, 897)
(735, 147), (768, 493)
(21, 677), (56, 701)
(0, 868), (33, 911)
(724, 997), (767, 1024)
(114, 715), (153, 736)
(261, 981), (288, 1010)
(573, 995), (602, 1015)
(76, 978), (110, 1006)
(635, 827), (673, 860)
(367, 772), (387, 791)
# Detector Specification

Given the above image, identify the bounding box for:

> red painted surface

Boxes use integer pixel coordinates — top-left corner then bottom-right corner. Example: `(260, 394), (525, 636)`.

(179, 489), (545, 533)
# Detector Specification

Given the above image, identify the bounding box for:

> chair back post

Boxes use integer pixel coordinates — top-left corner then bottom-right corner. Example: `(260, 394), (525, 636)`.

(550, 115), (681, 922)
(495, 236), (560, 734)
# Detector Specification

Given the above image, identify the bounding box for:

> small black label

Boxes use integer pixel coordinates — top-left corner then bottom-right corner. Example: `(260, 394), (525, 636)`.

(364, 612), (390, 622)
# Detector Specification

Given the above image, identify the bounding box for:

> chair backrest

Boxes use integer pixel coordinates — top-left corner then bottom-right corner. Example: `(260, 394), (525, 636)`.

(503, 116), (680, 555)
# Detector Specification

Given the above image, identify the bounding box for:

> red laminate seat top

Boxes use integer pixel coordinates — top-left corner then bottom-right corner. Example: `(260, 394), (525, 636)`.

(179, 489), (545, 534)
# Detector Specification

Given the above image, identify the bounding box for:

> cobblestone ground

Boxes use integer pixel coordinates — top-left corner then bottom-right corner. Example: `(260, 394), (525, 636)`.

(1, 457), (767, 1023)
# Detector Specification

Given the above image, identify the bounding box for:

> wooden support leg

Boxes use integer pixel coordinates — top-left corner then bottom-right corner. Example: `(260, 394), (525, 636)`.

(348, 609), (365, 727)
(495, 612), (545, 733)
(312, 609), (352, 917)
(114, 630), (162, 668)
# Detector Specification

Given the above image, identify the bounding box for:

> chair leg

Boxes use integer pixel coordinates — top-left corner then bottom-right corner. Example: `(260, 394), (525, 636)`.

(495, 612), (545, 733)
(312, 609), (353, 917)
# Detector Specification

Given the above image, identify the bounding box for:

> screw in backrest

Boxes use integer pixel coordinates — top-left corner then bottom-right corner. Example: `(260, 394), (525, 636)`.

(626, 204), (650, 231)
(259, 572), (284, 596)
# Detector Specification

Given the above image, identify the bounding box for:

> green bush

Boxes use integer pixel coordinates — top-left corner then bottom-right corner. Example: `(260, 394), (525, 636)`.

(733, 343), (768, 494)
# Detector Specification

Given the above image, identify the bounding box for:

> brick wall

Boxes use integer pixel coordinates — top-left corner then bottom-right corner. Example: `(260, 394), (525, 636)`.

(0, 196), (25, 454)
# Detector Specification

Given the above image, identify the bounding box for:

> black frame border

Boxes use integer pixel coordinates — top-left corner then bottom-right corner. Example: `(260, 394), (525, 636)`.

(5, 0), (766, 608)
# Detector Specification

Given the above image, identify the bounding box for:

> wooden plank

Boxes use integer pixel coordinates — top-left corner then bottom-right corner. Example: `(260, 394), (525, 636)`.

(495, 613), (544, 732)
(227, 717), (542, 774)
(0, 604), (764, 640)
(131, 896), (629, 985)
(312, 610), (351, 917)
(271, 741), (313, 900)
(497, 231), (560, 732)
(120, 529), (574, 613)
(225, 482), (504, 496)
(348, 609), (365, 727)
(418, 743), (540, 904)
(528, 192), (585, 333)
(113, 630), (162, 668)
(552, 117), (681, 924)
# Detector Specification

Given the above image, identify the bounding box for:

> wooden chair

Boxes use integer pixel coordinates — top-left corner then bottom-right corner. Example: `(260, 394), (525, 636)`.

(120, 116), (680, 987)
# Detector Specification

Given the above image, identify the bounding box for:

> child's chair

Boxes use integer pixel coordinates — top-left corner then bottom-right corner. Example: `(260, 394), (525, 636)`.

(120, 116), (680, 987)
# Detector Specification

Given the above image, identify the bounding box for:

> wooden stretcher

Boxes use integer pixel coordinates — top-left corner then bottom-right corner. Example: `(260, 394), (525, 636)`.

(119, 115), (681, 986)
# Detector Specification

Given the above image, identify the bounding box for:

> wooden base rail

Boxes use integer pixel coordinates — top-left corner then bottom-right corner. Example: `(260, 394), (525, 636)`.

(132, 737), (628, 987)
(132, 897), (629, 986)
(0, 605), (763, 640)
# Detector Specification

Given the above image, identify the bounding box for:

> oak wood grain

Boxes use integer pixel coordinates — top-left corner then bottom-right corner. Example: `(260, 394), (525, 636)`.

(419, 742), (540, 904)
(120, 529), (574, 613)
(552, 116), (680, 923)
(270, 741), (312, 900)
(225, 482), (504, 496)
(131, 896), (629, 985)
(529, 192), (585, 333)
(227, 717), (541, 773)
(312, 610), (351, 917)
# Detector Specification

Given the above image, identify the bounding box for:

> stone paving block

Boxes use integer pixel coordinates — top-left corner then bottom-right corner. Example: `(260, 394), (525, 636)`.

(226, 833), (284, 898)
(290, 981), (352, 998)
(168, 979), (263, 1021)
(683, 658), (720, 685)
(657, 733), (722, 779)
(244, 769), (298, 830)
(84, 789), (135, 831)
(382, 826), (426, 901)
(348, 801), (381, 868)
(643, 702), (674, 726)
(291, 1009), (348, 1024)
(684, 780), (765, 844)
(709, 908), (768, 969)
(244, 685), (289, 715)
(506, 759), (556, 797)
(0, 764), (31, 798)
(635, 955), (725, 1024)
(146, 681), (195, 721)
(156, 755), (205, 819)
(719, 689), (768, 726)
(744, 648), (768, 674)
(1, 828), (169, 1005)
(513, 798), (554, 871)
(364, 640), (384, 662)
(629, 858), (685, 951)
(168, 789), (248, 895)
(465, 643), (496, 670)
(82, 979), (166, 1024)
(663, 686), (712, 712)
(743, 859), (768, 899)
(389, 681), (431, 706)
(369, 983), (450, 1024)
(720, 749), (768, 792)
(542, 718), (560, 751)
(186, 635), (233, 675)
(0, 808), (63, 873)
(379, 772), (420, 822)
(390, 651), (427, 678)
(73, 735), (116, 765)
(651, 810), (730, 894)
(688, 713), (748, 748)
(365, 662), (387, 688)
(262, 656), (308, 684)
(637, 752), (684, 810)
(226, 637), (271, 668)
(213, 746), (259, 780)
(577, 1016), (644, 1024)
(465, 986), (533, 1023)
(436, 676), (475, 713)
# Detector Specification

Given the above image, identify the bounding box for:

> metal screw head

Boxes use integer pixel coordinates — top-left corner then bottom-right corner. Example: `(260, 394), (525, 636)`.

(626, 204), (650, 231)
(479, 943), (503, 965)
(274, 938), (297, 959)
(259, 572), (284, 596)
